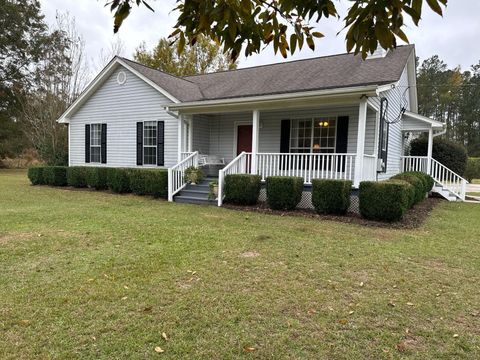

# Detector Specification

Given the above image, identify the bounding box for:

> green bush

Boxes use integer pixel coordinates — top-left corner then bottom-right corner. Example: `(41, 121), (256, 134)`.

(27, 166), (45, 185)
(266, 176), (303, 210)
(311, 179), (352, 215)
(391, 173), (425, 205)
(402, 171), (434, 193)
(85, 167), (109, 190)
(42, 166), (68, 186)
(410, 137), (468, 176)
(107, 168), (131, 193)
(465, 158), (480, 182)
(66, 167), (88, 188)
(359, 180), (411, 222)
(129, 169), (168, 198)
(224, 174), (261, 205)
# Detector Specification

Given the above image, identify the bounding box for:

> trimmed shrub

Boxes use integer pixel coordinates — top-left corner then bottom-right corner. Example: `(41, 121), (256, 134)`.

(27, 166), (45, 185)
(465, 158), (480, 182)
(410, 137), (468, 176)
(224, 174), (261, 205)
(311, 179), (352, 215)
(129, 169), (168, 198)
(107, 168), (131, 193)
(66, 167), (88, 188)
(359, 180), (411, 222)
(391, 173), (425, 205)
(402, 171), (434, 193)
(85, 167), (109, 190)
(266, 176), (303, 210)
(42, 166), (68, 186)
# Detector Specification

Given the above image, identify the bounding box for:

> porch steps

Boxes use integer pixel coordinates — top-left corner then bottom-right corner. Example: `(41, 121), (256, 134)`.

(432, 185), (460, 202)
(173, 178), (217, 205)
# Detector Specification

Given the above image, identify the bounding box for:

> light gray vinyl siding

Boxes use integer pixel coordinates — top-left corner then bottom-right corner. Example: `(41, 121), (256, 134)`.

(192, 114), (210, 154)
(69, 65), (178, 167)
(191, 105), (376, 162)
(369, 65), (411, 180)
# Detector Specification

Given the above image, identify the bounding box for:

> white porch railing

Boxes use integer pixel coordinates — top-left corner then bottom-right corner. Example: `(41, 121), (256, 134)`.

(217, 152), (251, 206)
(180, 152), (194, 161)
(401, 156), (428, 173)
(401, 156), (467, 200)
(362, 154), (377, 181)
(255, 153), (356, 183)
(168, 151), (199, 201)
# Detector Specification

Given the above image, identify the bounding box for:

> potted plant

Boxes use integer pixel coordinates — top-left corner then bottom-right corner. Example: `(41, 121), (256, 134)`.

(184, 166), (204, 185)
(209, 180), (219, 200)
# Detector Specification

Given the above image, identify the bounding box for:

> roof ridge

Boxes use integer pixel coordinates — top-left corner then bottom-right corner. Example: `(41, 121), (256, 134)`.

(182, 44), (414, 78)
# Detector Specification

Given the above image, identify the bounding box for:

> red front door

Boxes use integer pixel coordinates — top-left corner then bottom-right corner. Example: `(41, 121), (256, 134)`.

(236, 125), (253, 155)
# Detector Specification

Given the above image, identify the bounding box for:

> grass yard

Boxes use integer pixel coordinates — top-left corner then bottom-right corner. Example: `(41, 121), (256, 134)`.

(1, 169), (479, 359)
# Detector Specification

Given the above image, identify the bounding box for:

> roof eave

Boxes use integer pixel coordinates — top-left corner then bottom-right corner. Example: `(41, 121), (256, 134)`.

(167, 85), (379, 113)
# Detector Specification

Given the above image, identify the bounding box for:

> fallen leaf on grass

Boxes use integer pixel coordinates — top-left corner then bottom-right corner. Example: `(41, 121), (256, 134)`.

(348, 311), (355, 315)
(154, 346), (164, 353)
(406, 302), (414, 306)
(308, 309), (317, 315)
(388, 301), (396, 307)
(359, 282), (364, 287)
(338, 319), (348, 325)
(20, 320), (30, 325)
(453, 334), (459, 338)
(121, 296), (128, 300)
(244, 347), (256, 352)
(124, 285), (129, 290)
(162, 332), (168, 341)
(143, 306), (153, 313)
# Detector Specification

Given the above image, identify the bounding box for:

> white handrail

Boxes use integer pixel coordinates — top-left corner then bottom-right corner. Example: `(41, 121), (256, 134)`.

(168, 151), (199, 201)
(401, 156), (468, 200)
(180, 152), (194, 161)
(430, 158), (467, 200)
(217, 152), (251, 206)
(254, 153), (356, 183)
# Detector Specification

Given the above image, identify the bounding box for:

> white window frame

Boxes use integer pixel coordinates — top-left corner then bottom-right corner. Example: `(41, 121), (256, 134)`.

(143, 121), (157, 166)
(90, 123), (102, 163)
(290, 116), (337, 153)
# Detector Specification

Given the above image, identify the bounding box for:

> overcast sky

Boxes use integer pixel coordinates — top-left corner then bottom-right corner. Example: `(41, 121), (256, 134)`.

(40, 0), (480, 74)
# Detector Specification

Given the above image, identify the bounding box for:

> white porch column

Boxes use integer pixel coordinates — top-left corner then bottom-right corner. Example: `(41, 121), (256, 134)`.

(188, 116), (193, 152)
(427, 127), (433, 174)
(177, 115), (183, 162)
(354, 98), (368, 187)
(251, 110), (260, 174)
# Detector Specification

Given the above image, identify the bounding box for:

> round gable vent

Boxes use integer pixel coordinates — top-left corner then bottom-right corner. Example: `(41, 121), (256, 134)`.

(117, 71), (127, 85)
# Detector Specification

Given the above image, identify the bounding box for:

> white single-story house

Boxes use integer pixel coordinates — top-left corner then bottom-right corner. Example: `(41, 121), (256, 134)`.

(57, 45), (468, 206)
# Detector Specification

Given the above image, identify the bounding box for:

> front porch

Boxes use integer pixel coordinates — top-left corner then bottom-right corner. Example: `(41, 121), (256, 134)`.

(169, 99), (380, 204)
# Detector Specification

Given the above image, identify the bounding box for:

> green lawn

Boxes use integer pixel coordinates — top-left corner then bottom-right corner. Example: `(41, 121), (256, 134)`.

(1, 170), (479, 359)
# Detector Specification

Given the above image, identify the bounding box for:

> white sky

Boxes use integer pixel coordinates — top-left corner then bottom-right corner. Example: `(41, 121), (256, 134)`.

(40, 0), (480, 74)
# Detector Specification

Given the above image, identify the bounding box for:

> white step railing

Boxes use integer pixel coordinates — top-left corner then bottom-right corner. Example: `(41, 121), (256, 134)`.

(168, 151), (199, 201)
(401, 156), (428, 173)
(401, 156), (467, 200)
(180, 152), (194, 161)
(217, 152), (251, 206)
(430, 158), (467, 201)
(362, 154), (377, 181)
(255, 153), (356, 183)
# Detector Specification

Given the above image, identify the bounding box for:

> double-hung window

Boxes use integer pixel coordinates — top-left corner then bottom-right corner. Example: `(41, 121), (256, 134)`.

(90, 124), (102, 163)
(143, 121), (157, 165)
(290, 117), (337, 153)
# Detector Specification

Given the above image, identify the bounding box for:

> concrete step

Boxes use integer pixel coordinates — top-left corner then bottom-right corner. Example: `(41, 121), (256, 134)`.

(178, 189), (210, 199)
(174, 195), (217, 205)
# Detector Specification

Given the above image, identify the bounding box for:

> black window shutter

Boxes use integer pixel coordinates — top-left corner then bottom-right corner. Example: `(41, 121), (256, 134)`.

(280, 119), (290, 153)
(136, 122), (143, 165)
(157, 121), (164, 166)
(85, 124), (90, 163)
(336, 116), (349, 171)
(101, 124), (107, 164)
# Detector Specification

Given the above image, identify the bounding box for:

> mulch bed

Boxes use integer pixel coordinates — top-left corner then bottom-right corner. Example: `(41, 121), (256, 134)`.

(223, 197), (443, 229)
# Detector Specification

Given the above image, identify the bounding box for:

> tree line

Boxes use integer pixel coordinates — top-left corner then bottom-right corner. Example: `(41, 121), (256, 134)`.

(417, 56), (480, 156)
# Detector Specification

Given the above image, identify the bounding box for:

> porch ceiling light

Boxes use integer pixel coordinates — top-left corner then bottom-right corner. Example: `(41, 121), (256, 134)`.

(319, 121), (329, 127)
(313, 143), (321, 149)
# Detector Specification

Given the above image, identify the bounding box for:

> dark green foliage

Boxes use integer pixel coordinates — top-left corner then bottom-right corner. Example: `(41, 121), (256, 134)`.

(224, 174), (261, 205)
(465, 158), (480, 182)
(42, 166), (68, 186)
(311, 179), (352, 215)
(391, 173), (425, 205)
(266, 176), (303, 211)
(410, 137), (468, 176)
(129, 169), (168, 198)
(66, 167), (88, 188)
(85, 167), (109, 190)
(107, 168), (131, 193)
(401, 171), (434, 193)
(359, 180), (412, 222)
(27, 166), (44, 185)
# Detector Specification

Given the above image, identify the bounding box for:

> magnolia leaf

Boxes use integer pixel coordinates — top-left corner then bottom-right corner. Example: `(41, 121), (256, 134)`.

(162, 332), (168, 341)
(426, 0), (444, 15)
(154, 346), (165, 353)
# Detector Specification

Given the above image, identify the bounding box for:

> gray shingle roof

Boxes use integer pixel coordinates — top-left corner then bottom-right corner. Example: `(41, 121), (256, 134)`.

(121, 45), (414, 103)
